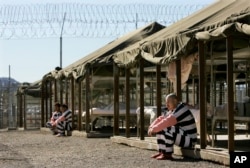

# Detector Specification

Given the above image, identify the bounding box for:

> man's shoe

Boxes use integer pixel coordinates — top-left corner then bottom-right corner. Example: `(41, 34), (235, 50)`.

(46, 122), (52, 128)
(52, 131), (58, 135)
(151, 153), (162, 158)
(156, 153), (173, 160)
(56, 133), (65, 137)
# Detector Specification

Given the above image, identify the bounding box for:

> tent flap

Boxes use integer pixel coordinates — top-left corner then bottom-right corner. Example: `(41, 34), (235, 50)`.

(141, 35), (195, 64)
(195, 22), (250, 40)
(113, 48), (140, 68)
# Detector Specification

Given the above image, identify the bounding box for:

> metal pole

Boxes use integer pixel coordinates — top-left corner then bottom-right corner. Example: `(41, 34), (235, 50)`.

(60, 12), (66, 68)
(8, 65), (12, 128)
(135, 13), (138, 29)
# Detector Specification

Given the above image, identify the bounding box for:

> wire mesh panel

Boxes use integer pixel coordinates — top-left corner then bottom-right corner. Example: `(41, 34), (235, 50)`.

(25, 95), (41, 129)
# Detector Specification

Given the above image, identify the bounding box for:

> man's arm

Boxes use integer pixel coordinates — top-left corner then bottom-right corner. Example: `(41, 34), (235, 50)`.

(150, 115), (177, 133)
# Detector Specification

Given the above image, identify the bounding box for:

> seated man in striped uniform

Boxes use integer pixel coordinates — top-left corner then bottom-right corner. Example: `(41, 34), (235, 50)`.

(148, 93), (197, 160)
(52, 104), (72, 137)
(46, 102), (62, 135)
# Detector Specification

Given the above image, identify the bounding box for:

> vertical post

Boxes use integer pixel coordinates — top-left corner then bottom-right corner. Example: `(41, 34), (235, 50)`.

(139, 58), (145, 140)
(71, 77), (75, 130)
(113, 62), (119, 135)
(60, 79), (63, 104)
(23, 93), (27, 130)
(85, 67), (90, 133)
(41, 81), (45, 127)
(176, 59), (182, 101)
(125, 68), (130, 138)
(78, 81), (82, 131)
(226, 36), (234, 152)
(60, 37), (62, 68)
(198, 40), (207, 149)
(60, 12), (66, 68)
(19, 93), (23, 127)
(65, 79), (69, 105)
(45, 81), (48, 123)
(49, 80), (52, 117)
(156, 64), (162, 117)
(54, 79), (58, 102)
(135, 13), (138, 29)
(8, 65), (11, 128)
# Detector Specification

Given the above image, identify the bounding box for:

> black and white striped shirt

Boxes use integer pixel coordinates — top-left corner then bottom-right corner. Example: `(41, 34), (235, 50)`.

(173, 103), (197, 142)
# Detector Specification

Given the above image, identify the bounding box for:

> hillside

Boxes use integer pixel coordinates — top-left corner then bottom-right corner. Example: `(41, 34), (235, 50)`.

(0, 77), (20, 92)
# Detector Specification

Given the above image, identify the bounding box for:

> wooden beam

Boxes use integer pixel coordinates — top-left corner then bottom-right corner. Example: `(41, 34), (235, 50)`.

(78, 81), (82, 131)
(54, 79), (58, 102)
(65, 79), (69, 105)
(41, 81), (45, 127)
(85, 67), (90, 133)
(176, 59), (182, 101)
(49, 80), (52, 118)
(71, 77), (75, 129)
(18, 93), (23, 127)
(60, 79), (63, 104)
(113, 62), (119, 135)
(125, 68), (130, 138)
(140, 58), (145, 140)
(156, 64), (162, 117)
(45, 81), (48, 122)
(226, 36), (234, 152)
(24, 93), (27, 130)
(198, 40), (207, 149)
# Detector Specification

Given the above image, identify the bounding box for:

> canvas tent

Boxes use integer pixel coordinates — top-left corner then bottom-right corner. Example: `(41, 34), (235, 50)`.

(42, 22), (165, 81)
(140, 0), (250, 64)
(109, 0), (236, 67)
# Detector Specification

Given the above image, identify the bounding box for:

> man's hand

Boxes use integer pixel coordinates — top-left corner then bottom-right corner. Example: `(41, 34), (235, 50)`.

(148, 127), (154, 136)
(51, 120), (56, 127)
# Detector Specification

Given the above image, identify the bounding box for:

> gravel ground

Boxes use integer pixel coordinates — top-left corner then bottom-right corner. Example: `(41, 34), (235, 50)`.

(0, 130), (227, 168)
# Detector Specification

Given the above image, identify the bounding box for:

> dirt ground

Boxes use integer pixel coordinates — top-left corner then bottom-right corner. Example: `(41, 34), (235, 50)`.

(0, 130), (227, 168)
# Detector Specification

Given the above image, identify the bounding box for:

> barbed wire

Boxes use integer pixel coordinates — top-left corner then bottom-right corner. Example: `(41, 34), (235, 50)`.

(0, 3), (206, 39)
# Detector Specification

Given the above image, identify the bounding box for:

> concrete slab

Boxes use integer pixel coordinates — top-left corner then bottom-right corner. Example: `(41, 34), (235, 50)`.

(0, 128), (8, 132)
(40, 127), (112, 138)
(110, 136), (230, 166)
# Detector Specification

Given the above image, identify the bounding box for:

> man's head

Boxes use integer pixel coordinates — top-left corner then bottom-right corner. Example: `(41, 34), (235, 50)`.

(54, 102), (61, 111)
(165, 93), (178, 111)
(60, 104), (68, 112)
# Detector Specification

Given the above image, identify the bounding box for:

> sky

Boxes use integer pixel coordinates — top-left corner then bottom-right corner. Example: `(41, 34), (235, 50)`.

(0, 0), (216, 83)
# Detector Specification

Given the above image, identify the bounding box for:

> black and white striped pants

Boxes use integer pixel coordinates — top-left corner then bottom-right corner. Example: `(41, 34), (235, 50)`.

(56, 121), (73, 134)
(156, 126), (194, 154)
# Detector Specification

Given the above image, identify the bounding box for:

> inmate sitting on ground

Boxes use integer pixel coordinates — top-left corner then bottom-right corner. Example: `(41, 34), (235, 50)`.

(48, 103), (73, 137)
(148, 93), (197, 160)
(46, 102), (62, 135)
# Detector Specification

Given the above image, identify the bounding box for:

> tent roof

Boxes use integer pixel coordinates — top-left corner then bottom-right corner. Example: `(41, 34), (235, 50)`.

(43, 22), (165, 80)
(113, 0), (250, 66)
(112, 0), (234, 66)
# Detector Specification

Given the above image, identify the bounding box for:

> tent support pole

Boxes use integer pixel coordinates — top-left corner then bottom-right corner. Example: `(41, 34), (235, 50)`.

(226, 36), (234, 152)
(113, 62), (120, 135)
(125, 68), (130, 138)
(156, 64), (162, 117)
(176, 59), (182, 101)
(139, 58), (145, 140)
(85, 67), (90, 133)
(198, 40), (207, 149)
